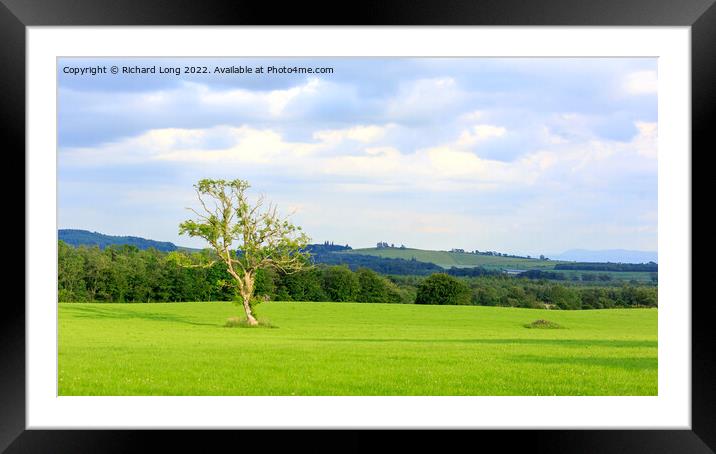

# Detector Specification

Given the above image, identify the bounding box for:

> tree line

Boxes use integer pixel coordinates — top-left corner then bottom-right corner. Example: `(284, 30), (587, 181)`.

(58, 241), (657, 309)
(58, 241), (410, 304)
(554, 262), (657, 272)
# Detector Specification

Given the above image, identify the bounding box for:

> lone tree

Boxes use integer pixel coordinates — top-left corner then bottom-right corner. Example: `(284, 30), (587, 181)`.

(178, 179), (310, 325)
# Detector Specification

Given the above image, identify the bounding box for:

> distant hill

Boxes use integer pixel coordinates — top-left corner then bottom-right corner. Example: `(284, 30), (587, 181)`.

(550, 249), (658, 264)
(305, 243), (444, 275)
(342, 247), (563, 270)
(58, 229), (180, 252)
(58, 229), (657, 275)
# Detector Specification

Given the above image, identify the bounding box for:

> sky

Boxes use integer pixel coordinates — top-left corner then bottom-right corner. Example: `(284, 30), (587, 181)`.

(57, 57), (658, 256)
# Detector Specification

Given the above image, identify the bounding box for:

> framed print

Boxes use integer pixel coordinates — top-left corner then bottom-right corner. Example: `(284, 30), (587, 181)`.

(4, 0), (713, 451)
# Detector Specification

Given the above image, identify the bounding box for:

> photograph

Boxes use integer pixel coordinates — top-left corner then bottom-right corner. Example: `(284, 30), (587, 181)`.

(5, 2), (708, 447)
(57, 56), (659, 397)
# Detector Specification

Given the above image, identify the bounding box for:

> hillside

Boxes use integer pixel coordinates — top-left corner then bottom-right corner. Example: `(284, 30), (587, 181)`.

(58, 230), (657, 282)
(342, 247), (565, 270)
(58, 229), (180, 252)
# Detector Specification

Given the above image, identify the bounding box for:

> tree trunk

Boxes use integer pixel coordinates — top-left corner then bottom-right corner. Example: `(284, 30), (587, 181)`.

(241, 291), (258, 326)
(240, 272), (258, 326)
(226, 266), (258, 326)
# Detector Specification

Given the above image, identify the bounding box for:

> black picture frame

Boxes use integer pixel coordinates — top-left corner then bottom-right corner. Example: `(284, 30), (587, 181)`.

(3, 0), (711, 451)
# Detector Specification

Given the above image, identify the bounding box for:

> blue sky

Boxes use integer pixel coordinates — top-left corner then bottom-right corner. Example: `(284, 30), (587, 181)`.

(58, 57), (657, 256)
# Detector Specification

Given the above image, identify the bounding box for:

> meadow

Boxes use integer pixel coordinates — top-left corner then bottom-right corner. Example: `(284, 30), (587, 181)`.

(59, 302), (657, 396)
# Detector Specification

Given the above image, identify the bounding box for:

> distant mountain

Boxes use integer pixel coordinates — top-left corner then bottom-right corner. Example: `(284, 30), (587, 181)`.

(549, 249), (657, 264)
(58, 229), (180, 252)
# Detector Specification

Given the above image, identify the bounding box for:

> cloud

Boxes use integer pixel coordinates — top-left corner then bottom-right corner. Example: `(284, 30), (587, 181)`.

(459, 110), (487, 122)
(313, 124), (392, 143)
(58, 57), (658, 252)
(632, 121), (658, 158)
(624, 70), (658, 95)
(385, 77), (468, 122)
(195, 78), (321, 116)
(456, 124), (507, 146)
(60, 117), (656, 199)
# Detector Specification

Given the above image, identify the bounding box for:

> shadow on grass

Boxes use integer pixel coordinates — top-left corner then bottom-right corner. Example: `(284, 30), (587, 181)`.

(303, 338), (657, 349)
(62, 305), (219, 327)
(509, 353), (657, 371)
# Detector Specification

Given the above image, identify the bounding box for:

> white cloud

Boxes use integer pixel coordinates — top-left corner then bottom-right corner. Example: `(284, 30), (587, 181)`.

(541, 126), (568, 145)
(456, 124), (506, 146)
(60, 119), (656, 198)
(385, 77), (465, 120)
(624, 70), (658, 95)
(61, 125), (325, 166)
(313, 124), (392, 143)
(632, 121), (658, 158)
(195, 78), (321, 116)
(459, 110), (487, 122)
(59, 58), (658, 253)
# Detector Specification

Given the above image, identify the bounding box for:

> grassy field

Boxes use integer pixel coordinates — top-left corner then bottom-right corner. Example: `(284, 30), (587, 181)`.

(59, 302), (657, 396)
(344, 247), (567, 270)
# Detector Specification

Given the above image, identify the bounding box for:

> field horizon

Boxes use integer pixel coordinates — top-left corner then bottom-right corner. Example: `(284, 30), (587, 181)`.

(59, 301), (657, 396)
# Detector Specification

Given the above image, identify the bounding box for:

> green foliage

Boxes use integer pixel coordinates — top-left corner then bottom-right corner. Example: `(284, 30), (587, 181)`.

(415, 273), (471, 306)
(178, 179), (311, 276)
(547, 285), (582, 310)
(274, 268), (327, 302)
(58, 240), (88, 301)
(321, 266), (360, 302)
(57, 241), (233, 303)
(58, 241), (658, 310)
(59, 229), (178, 252)
(555, 262), (657, 272)
(355, 268), (404, 304)
(253, 268), (277, 300)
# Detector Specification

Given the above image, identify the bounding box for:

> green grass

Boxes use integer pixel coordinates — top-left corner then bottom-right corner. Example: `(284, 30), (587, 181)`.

(343, 247), (567, 270)
(59, 302), (657, 396)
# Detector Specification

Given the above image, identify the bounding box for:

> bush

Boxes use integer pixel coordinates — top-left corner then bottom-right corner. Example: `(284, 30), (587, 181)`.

(415, 273), (471, 305)
(524, 319), (563, 329)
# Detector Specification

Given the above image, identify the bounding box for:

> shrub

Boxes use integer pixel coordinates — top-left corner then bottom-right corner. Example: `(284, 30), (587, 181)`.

(524, 319), (563, 329)
(415, 273), (471, 305)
